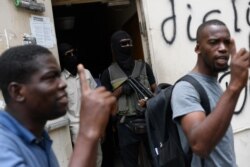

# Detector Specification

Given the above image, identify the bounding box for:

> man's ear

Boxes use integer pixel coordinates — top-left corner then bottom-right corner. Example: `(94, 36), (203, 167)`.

(8, 82), (25, 102)
(195, 43), (200, 54)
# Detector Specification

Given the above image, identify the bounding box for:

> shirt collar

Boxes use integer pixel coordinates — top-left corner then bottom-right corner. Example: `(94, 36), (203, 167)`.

(0, 111), (51, 144)
(62, 69), (79, 79)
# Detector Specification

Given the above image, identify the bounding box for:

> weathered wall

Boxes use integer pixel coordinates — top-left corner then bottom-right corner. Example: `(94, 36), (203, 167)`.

(142, 0), (250, 166)
(0, 0), (58, 58)
(0, 0), (59, 101)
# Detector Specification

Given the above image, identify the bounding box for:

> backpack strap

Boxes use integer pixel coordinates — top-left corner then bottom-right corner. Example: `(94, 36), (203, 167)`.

(178, 74), (211, 167)
(178, 75), (211, 114)
(131, 59), (145, 78)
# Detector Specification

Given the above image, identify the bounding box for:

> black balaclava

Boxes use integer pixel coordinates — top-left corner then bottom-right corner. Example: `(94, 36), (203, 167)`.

(111, 30), (134, 76)
(59, 43), (78, 76)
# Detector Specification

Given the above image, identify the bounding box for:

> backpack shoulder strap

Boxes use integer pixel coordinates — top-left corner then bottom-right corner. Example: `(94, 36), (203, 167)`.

(177, 75), (210, 167)
(177, 75), (211, 115)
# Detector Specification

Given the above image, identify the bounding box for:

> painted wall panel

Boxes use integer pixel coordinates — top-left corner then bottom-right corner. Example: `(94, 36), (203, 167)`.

(141, 0), (250, 166)
(143, 0), (250, 83)
(0, 0), (59, 60)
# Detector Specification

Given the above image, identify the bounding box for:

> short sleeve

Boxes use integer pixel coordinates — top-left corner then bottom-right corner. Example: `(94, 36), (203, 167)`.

(0, 145), (26, 167)
(145, 63), (156, 85)
(171, 81), (204, 120)
(100, 69), (113, 91)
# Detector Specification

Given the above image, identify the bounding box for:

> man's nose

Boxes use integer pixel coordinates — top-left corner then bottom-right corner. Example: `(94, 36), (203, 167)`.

(218, 42), (228, 52)
(59, 78), (67, 89)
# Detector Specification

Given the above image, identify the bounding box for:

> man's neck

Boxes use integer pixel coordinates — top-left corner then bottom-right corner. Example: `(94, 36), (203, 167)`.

(192, 65), (218, 78)
(6, 106), (46, 138)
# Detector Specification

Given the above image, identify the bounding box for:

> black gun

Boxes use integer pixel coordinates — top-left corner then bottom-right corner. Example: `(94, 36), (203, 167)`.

(126, 77), (154, 100)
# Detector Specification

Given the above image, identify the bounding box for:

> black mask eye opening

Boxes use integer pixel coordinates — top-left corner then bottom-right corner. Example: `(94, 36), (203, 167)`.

(64, 49), (77, 57)
(120, 39), (133, 48)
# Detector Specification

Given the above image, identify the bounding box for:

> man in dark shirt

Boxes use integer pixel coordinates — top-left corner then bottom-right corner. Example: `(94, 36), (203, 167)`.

(101, 30), (156, 167)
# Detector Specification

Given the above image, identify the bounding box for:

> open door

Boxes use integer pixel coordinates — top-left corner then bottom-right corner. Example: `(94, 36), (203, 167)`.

(135, 0), (152, 65)
(52, 0), (147, 78)
(51, 0), (150, 166)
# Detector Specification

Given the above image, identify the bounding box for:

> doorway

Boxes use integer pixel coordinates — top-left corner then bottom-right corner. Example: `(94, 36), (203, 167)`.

(52, 1), (146, 167)
(52, 1), (144, 78)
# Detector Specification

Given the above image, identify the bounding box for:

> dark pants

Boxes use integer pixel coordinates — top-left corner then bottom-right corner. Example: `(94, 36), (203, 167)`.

(117, 120), (152, 167)
(101, 119), (115, 167)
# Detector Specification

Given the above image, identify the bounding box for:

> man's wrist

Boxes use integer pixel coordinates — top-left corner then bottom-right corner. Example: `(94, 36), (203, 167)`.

(227, 83), (244, 94)
(77, 131), (100, 144)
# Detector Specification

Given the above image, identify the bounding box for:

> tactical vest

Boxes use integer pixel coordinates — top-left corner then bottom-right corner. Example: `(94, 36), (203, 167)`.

(108, 60), (150, 116)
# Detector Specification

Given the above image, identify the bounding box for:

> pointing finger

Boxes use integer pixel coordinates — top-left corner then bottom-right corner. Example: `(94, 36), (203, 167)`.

(77, 64), (90, 94)
(230, 38), (236, 57)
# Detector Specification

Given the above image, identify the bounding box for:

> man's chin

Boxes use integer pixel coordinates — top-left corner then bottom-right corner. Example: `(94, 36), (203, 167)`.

(48, 110), (67, 120)
(215, 65), (229, 73)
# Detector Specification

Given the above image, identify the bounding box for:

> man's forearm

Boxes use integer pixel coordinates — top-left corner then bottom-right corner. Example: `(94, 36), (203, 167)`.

(187, 86), (241, 156)
(69, 133), (98, 167)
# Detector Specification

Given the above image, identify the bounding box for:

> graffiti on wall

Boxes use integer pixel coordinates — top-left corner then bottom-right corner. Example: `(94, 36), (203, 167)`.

(161, 0), (250, 45)
(218, 71), (248, 114)
(160, 0), (250, 114)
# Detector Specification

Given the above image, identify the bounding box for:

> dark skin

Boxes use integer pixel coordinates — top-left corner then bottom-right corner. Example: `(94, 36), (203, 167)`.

(5, 54), (116, 167)
(70, 64), (116, 167)
(6, 55), (68, 137)
(180, 24), (250, 157)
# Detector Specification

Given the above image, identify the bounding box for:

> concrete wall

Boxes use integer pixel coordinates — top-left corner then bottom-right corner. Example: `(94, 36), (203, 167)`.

(141, 0), (250, 166)
(46, 117), (73, 167)
(0, 0), (58, 59)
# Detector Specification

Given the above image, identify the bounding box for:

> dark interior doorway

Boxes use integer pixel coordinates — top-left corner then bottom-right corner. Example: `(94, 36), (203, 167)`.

(52, 2), (145, 167)
(52, 1), (144, 79)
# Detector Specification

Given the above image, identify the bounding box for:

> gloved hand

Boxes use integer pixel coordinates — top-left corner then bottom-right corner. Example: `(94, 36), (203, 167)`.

(122, 82), (134, 95)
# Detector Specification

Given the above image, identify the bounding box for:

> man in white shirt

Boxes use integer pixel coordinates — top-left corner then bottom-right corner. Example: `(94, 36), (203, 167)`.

(59, 43), (102, 167)
(0, 91), (5, 110)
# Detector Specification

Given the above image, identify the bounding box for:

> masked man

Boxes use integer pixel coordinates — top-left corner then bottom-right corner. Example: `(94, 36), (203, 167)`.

(59, 43), (102, 167)
(101, 31), (156, 167)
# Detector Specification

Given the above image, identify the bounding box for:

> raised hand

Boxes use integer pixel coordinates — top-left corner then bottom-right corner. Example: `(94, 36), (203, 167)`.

(229, 39), (250, 91)
(69, 65), (116, 167)
(77, 64), (116, 141)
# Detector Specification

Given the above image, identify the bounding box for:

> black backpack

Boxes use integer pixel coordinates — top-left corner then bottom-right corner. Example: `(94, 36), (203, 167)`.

(145, 75), (211, 167)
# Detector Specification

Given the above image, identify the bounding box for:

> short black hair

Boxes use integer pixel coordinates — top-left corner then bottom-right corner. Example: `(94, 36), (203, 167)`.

(0, 45), (52, 103)
(196, 19), (228, 42)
